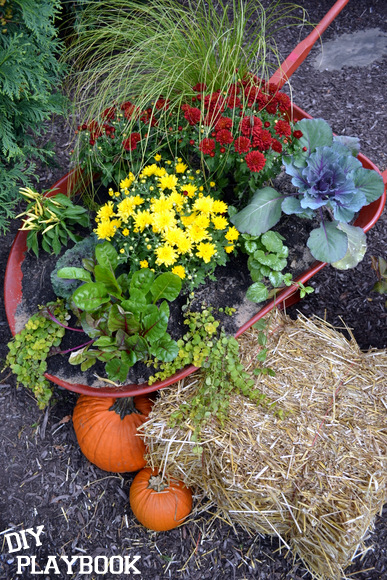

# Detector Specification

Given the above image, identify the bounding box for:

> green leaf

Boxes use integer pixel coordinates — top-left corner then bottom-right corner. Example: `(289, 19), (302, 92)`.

(231, 187), (283, 235)
(307, 222), (348, 263)
(108, 304), (140, 334)
(80, 358), (97, 371)
(142, 304), (168, 341)
(93, 336), (115, 347)
(246, 282), (269, 303)
(95, 241), (119, 271)
(331, 223), (367, 270)
(261, 231), (284, 253)
(124, 334), (149, 358)
(149, 335), (179, 362)
(268, 271), (285, 287)
(150, 272), (182, 303)
(94, 265), (122, 298)
(130, 268), (155, 296)
(57, 267), (92, 283)
(352, 167), (384, 204)
(293, 118), (333, 158)
(72, 282), (110, 312)
(121, 349), (138, 368)
(244, 240), (257, 254)
(105, 357), (129, 383)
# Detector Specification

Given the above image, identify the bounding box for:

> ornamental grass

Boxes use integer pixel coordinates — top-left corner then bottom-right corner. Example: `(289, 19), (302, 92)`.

(140, 310), (387, 579)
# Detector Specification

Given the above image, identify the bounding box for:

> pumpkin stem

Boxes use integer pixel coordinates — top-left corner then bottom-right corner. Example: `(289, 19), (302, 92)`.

(148, 474), (168, 493)
(109, 397), (142, 420)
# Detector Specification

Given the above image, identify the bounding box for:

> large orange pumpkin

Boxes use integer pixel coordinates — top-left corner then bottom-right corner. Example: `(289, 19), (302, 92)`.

(129, 467), (193, 531)
(72, 395), (152, 473)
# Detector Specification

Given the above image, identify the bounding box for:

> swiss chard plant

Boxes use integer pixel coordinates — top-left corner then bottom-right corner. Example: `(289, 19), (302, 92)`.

(231, 118), (384, 269)
(57, 241), (182, 383)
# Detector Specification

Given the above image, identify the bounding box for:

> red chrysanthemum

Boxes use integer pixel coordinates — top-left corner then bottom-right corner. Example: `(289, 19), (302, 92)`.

(199, 138), (216, 154)
(293, 130), (304, 139)
(215, 116), (233, 132)
(122, 132), (141, 151)
(204, 92), (225, 113)
(265, 98), (278, 115)
(240, 115), (263, 136)
(102, 107), (116, 121)
(183, 106), (202, 126)
(192, 83), (207, 92)
(227, 83), (240, 97)
(225, 95), (241, 109)
(252, 128), (272, 151)
(276, 93), (291, 113)
(245, 150), (266, 173)
(215, 129), (233, 145)
(271, 139), (283, 153)
(155, 98), (170, 110)
(234, 136), (251, 154)
(275, 119), (291, 137)
(122, 104), (141, 120)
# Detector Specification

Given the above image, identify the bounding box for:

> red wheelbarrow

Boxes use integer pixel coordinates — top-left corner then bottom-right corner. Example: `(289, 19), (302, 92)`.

(4, 0), (386, 398)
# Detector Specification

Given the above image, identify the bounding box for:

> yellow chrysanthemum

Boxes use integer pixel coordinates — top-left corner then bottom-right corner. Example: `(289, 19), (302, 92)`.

(150, 194), (174, 214)
(122, 228), (130, 236)
(196, 242), (217, 263)
(193, 213), (210, 229)
(116, 196), (144, 221)
(155, 244), (177, 266)
(120, 173), (135, 189)
(96, 201), (115, 221)
(225, 245), (234, 253)
(172, 265), (186, 279)
(163, 226), (185, 247)
(133, 210), (152, 232)
(210, 181), (216, 187)
(154, 153), (162, 161)
(140, 260), (149, 268)
(212, 200), (228, 214)
(151, 210), (176, 233)
(180, 183), (197, 199)
(175, 234), (193, 255)
(225, 226), (240, 242)
(169, 191), (185, 211)
(158, 173), (179, 191)
(175, 161), (188, 173)
(180, 213), (196, 227)
(94, 219), (121, 240)
(186, 223), (208, 243)
(141, 164), (161, 177)
(193, 196), (214, 215)
(212, 215), (228, 230)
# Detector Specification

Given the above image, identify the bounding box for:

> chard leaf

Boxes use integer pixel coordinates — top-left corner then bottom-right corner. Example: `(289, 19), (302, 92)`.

(57, 267), (92, 283)
(105, 357), (130, 383)
(108, 304), (140, 334)
(95, 241), (119, 271)
(142, 304), (168, 341)
(307, 222), (348, 263)
(246, 282), (269, 303)
(124, 334), (149, 358)
(352, 167), (384, 204)
(150, 335), (179, 362)
(73, 282), (110, 312)
(94, 265), (122, 297)
(130, 268), (154, 296)
(150, 272), (182, 303)
(231, 187), (283, 235)
(80, 358), (97, 372)
(93, 336), (115, 347)
(331, 223), (367, 270)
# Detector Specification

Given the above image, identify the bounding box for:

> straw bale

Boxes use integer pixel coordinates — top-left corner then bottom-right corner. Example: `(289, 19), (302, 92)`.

(140, 311), (387, 579)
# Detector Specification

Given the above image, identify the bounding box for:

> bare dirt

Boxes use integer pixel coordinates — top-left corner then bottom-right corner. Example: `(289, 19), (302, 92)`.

(0, 1), (386, 578)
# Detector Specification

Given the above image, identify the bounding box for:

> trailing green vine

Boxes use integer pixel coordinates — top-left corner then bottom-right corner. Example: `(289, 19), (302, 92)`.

(150, 302), (283, 453)
(4, 300), (70, 408)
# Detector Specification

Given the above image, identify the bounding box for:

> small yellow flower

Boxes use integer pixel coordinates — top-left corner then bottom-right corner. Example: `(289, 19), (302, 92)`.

(175, 161), (188, 173)
(212, 200), (228, 214)
(225, 245), (234, 253)
(120, 248), (125, 254)
(155, 244), (177, 266)
(122, 228), (130, 236)
(210, 181), (216, 187)
(193, 196), (214, 215)
(154, 153), (162, 161)
(140, 260), (149, 268)
(196, 242), (217, 263)
(97, 201), (115, 221)
(212, 215), (228, 230)
(158, 173), (179, 191)
(172, 265), (186, 279)
(120, 173), (135, 190)
(225, 226), (239, 242)
(180, 183), (197, 198)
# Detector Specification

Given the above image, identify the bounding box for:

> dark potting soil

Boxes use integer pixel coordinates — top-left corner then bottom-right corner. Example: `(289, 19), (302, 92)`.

(1, 1), (386, 579)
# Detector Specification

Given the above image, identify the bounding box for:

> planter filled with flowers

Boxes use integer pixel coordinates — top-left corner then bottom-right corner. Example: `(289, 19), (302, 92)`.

(4, 0), (386, 408)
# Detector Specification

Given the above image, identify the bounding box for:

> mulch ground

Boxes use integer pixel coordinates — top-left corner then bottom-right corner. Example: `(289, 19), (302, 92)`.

(1, 1), (386, 578)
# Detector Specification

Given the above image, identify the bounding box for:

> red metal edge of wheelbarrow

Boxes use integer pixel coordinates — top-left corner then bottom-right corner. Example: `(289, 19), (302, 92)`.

(4, 101), (386, 398)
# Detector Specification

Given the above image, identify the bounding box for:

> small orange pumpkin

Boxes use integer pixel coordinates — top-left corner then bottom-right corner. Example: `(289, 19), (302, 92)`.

(129, 467), (193, 531)
(72, 395), (152, 473)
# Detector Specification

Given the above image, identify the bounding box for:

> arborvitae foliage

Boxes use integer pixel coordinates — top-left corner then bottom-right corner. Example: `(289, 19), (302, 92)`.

(0, 0), (67, 233)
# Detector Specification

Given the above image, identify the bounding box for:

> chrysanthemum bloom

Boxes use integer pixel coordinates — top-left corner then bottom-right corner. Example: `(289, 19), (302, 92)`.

(175, 161), (188, 173)
(276, 92), (291, 113)
(215, 117), (233, 132)
(180, 183), (197, 198)
(163, 226), (186, 247)
(240, 115), (262, 137)
(183, 106), (201, 126)
(116, 195), (144, 221)
(196, 242), (217, 263)
(215, 129), (233, 145)
(225, 95), (241, 109)
(158, 173), (179, 191)
(150, 194), (174, 214)
(225, 226), (240, 242)
(193, 213), (210, 229)
(155, 244), (178, 266)
(252, 128), (272, 151)
(120, 173), (135, 190)
(172, 265), (186, 279)
(151, 209), (176, 233)
(192, 82), (207, 92)
(198, 138), (215, 155)
(140, 260), (149, 268)
(141, 164), (163, 177)
(94, 218), (121, 240)
(133, 210), (152, 232)
(234, 136), (251, 154)
(274, 120), (291, 138)
(122, 132), (141, 151)
(292, 130), (303, 139)
(212, 200), (228, 214)
(193, 196), (214, 215)
(271, 139), (283, 153)
(225, 245), (235, 253)
(212, 215), (228, 230)
(175, 234), (193, 254)
(97, 201), (115, 221)
(186, 223), (208, 243)
(245, 150), (266, 173)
